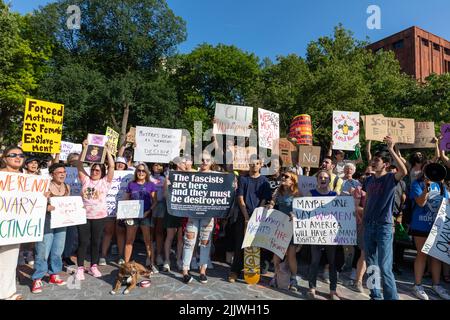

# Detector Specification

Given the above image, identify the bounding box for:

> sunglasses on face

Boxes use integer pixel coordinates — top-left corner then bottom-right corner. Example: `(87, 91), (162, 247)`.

(6, 153), (25, 158)
(136, 169), (146, 173)
(201, 159), (211, 163)
(282, 174), (291, 179)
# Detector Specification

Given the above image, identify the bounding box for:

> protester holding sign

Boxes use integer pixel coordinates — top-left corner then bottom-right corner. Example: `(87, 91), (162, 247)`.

(31, 163), (70, 293)
(121, 163), (158, 273)
(363, 136), (407, 300)
(228, 156), (272, 283)
(266, 171), (301, 292)
(75, 143), (115, 280)
(305, 170), (340, 300)
(150, 163), (167, 269)
(409, 163), (450, 300)
(0, 146), (26, 300)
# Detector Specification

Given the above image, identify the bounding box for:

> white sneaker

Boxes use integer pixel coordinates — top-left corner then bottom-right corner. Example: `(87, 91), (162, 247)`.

(98, 258), (107, 266)
(413, 285), (429, 300)
(162, 262), (171, 272)
(433, 285), (450, 300)
(156, 255), (164, 266)
(150, 265), (159, 274)
(191, 258), (199, 270)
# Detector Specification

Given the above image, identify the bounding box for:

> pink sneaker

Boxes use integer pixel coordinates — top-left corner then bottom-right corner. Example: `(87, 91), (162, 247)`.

(76, 267), (85, 281)
(88, 264), (102, 278)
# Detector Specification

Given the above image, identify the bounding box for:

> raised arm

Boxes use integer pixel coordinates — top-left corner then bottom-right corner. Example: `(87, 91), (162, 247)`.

(365, 140), (372, 162)
(327, 141), (333, 158)
(105, 149), (115, 183)
(431, 137), (440, 163)
(354, 143), (363, 165)
(385, 136), (407, 181)
(394, 145), (407, 166)
(76, 140), (90, 179)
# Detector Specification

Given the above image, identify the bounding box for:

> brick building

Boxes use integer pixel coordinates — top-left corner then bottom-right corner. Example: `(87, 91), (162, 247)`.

(368, 26), (450, 82)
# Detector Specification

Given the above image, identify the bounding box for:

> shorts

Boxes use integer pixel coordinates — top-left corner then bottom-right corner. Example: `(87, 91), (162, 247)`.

(164, 212), (182, 229)
(118, 217), (152, 228)
(152, 201), (166, 218)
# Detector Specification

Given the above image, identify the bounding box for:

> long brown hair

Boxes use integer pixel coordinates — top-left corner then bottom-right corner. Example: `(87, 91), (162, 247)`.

(279, 171), (299, 196)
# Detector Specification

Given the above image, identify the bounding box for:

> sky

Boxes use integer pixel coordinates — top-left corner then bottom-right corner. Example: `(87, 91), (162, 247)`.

(9, 0), (450, 61)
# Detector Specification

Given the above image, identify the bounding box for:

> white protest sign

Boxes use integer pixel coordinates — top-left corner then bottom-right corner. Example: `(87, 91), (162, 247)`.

(332, 111), (360, 151)
(60, 141), (82, 161)
(50, 196), (87, 229)
(258, 108), (279, 149)
(421, 200), (450, 264)
(0, 172), (49, 245)
(213, 103), (253, 137)
(116, 200), (144, 219)
(298, 176), (317, 196)
(242, 207), (293, 258)
(293, 196), (356, 245)
(134, 126), (182, 163)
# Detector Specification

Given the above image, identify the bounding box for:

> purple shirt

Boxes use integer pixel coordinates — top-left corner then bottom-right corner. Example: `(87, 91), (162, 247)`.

(126, 182), (157, 212)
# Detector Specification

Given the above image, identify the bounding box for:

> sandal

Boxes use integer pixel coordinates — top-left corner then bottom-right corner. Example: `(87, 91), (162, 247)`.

(5, 293), (24, 300)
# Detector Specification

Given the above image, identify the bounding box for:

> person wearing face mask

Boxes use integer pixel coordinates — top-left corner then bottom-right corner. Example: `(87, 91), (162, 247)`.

(305, 170), (341, 300)
(74, 142), (115, 280)
(31, 163), (70, 294)
(0, 146), (26, 300)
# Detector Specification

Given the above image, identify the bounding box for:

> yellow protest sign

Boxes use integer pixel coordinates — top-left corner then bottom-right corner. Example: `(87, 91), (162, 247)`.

(22, 98), (64, 153)
(105, 126), (120, 156)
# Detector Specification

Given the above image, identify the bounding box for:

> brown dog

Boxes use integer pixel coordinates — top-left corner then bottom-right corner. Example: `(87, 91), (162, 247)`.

(110, 261), (151, 295)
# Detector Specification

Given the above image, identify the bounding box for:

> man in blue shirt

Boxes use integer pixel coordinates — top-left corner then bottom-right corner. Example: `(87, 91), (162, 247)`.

(363, 136), (407, 300)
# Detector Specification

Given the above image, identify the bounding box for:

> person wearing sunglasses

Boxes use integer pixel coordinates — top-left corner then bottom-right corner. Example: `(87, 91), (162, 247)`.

(0, 146), (26, 300)
(31, 163), (70, 294)
(266, 171), (301, 291)
(149, 163), (166, 270)
(121, 163), (158, 272)
(74, 142), (115, 280)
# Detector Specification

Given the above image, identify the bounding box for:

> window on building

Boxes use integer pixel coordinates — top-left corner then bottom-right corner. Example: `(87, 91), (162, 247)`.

(447, 60), (450, 73)
(422, 39), (429, 47)
(433, 43), (441, 51)
(393, 40), (404, 49)
(445, 48), (450, 56)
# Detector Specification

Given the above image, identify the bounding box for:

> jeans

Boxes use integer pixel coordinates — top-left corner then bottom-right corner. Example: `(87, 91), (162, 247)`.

(364, 221), (398, 300)
(32, 215), (67, 280)
(309, 245), (338, 291)
(182, 217), (214, 270)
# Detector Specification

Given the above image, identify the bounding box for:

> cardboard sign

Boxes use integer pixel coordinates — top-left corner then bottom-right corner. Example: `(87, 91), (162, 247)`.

(398, 122), (436, 149)
(126, 127), (136, 143)
(116, 200), (144, 219)
(80, 145), (106, 164)
(105, 127), (120, 155)
(242, 207), (293, 259)
(421, 199), (450, 264)
(364, 115), (415, 144)
(293, 196), (356, 245)
(440, 124), (450, 152)
(258, 108), (280, 149)
(134, 126), (182, 163)
(22, 98), (64, 153)
(298, 176), (318, 196)
(213, 103), (253, 137)
(0, 172), (49, 245)
(59, 141), (82, 162)
(298, 145), (321, 168)
(231, 146), (258, 171)
(167, 171), (235, 218)
(275, 138), (297, 167)
(332, 111), (360, 151)
(50, 196), (87, 229)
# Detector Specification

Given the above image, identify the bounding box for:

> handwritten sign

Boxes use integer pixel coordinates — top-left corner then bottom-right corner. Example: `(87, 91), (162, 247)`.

(167, 171), (235, 218)
(242, 207), (293, 258)
(258, 108), (279, 149)
(50, 196), (86, 229)
(440, 124), (450, 152)
(116, 200), (144, 219)
(59, 141), (82, 161)
(22, 98), (64, 153)
(298, 146), (321, 168)
(293, 196), (356, 245)
(0, 172), (49, 245)
(421, 200), (450, 264)
(232, 146), (258, 171)
(134, 126), (182, 163)
(213, 103), (253, 137)
(332, 111), (360, 151)
(364, 115), (415, 144)
(274, 138), (297, 167)
(398, 122), (436, 149)
(105, 127), (120, 155)
(298, 176), (318, 196)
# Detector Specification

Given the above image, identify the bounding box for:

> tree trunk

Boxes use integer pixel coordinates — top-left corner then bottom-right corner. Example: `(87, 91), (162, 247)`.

(120, 100), (130, 145)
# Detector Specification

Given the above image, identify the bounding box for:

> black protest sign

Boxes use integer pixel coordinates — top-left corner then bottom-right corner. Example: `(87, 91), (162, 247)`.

(167, 171), (235, 218)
